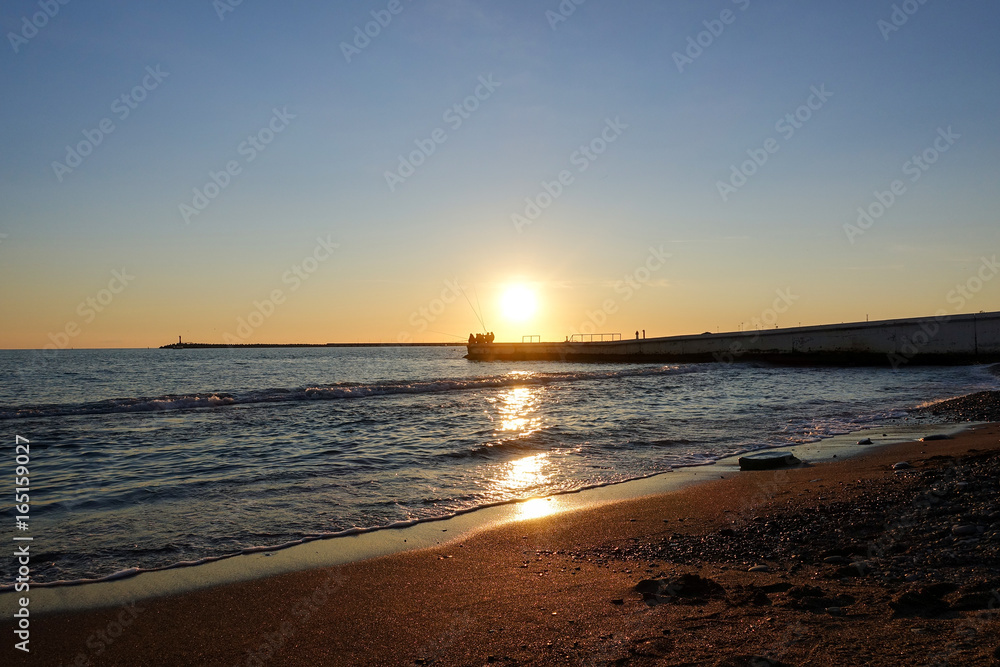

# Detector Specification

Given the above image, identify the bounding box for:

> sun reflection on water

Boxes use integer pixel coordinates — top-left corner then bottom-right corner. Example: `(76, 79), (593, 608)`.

(482, 452), (562, 520)
(516, 496), (557, 520)
(484, 381), (564, 520)
(501, 453), (549, 491)
(495, 384), (542, 435)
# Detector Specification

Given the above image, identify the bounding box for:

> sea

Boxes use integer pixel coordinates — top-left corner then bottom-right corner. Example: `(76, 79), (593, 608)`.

(1, 346), (998, 588)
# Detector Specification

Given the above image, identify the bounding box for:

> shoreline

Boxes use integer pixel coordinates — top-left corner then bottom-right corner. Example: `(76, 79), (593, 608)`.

(0, 421), (974, 616)
(5, 422), (1000, 665)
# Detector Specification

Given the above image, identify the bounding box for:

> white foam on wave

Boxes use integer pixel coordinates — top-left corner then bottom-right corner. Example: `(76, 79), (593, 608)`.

(778, 408), (909, 443)
(1, 364), (696, 420)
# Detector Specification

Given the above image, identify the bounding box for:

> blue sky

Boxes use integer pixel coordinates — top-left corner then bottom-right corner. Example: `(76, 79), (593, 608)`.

(2, 0), (998, 346)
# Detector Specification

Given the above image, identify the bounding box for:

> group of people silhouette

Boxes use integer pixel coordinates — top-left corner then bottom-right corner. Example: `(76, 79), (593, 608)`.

(468, 332), (495, 344)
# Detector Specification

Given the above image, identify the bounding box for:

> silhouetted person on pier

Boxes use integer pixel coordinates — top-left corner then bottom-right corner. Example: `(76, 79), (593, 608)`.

(486, 332), (494, 343)
(635, 331), (639, 340)
(468, 333), (475, 345)
(642, 329), (645, 339)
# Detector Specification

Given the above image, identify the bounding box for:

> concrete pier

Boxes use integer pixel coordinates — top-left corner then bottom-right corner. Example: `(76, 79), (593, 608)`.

(465, 311), (1000, 366)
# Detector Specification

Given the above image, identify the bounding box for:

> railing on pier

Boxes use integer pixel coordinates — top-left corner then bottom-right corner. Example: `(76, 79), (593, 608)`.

(569, 333), (622, 342)
(521, 335), (541, 343)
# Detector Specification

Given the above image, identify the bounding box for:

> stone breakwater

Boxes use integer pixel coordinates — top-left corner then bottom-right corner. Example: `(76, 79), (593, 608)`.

(467, 311), (1000, 365)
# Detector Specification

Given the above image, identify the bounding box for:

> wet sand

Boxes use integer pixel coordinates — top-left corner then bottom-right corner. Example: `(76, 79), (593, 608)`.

(6, 424), (1000, 666)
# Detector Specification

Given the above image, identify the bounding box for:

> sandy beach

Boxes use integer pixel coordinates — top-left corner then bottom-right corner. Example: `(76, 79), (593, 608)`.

(5, 408), (999, 666)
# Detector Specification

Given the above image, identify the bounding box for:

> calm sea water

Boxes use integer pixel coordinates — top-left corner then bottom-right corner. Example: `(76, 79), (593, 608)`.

(1, 347), (997, 586)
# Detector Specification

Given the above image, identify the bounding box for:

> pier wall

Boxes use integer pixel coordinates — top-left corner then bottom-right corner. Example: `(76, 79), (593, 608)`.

(466, 311), (1000, 365)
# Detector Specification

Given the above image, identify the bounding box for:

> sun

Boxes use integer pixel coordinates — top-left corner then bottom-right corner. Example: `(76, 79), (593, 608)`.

(500, 284), (538, 323)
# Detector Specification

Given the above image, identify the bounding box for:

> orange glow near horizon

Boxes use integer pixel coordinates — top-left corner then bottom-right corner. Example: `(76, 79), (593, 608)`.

(2, 266), (997, 349)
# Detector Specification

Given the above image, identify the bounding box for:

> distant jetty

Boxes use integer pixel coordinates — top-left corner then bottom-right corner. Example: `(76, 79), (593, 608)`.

(466, 311), (1000, 366)
(160, 342), (465, 349)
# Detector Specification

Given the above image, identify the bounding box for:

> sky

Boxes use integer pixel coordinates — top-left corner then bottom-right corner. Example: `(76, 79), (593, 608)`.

(1, 0), (999, 348)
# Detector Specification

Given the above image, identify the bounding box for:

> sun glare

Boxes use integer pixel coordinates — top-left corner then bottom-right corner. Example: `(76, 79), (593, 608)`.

(500, 284), (537, 323)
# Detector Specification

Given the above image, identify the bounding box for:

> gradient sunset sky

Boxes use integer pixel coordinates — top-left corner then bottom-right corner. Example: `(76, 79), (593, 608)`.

(2, 0), (998, 348)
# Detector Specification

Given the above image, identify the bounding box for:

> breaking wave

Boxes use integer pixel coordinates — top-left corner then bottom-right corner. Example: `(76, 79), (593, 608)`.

(0, 365), (694, 420)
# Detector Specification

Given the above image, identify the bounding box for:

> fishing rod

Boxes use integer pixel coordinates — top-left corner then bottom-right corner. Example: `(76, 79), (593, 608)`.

(458, 280), (487, 332)
(473, 284), (487, 331)
(426, 330), (467, 340)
